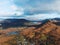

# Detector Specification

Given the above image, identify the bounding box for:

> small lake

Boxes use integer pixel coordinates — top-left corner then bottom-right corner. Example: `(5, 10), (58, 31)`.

(7, 31), (20, 36)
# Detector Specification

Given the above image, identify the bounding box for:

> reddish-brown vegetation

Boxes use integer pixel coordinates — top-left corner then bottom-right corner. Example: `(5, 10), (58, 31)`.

(0, 20), (60, 45)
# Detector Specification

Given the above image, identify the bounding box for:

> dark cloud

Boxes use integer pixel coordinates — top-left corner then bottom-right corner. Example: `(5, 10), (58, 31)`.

(13, 0), (60, 15)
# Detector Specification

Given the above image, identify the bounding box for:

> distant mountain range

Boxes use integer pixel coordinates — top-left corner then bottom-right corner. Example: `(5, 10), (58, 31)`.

(0, 19), (29, 28)
(0, 18), (60, 29)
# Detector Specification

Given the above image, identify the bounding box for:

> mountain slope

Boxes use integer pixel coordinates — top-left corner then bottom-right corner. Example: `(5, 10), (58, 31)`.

(21, 20), (60, 40)
(0, 19), (30, 28)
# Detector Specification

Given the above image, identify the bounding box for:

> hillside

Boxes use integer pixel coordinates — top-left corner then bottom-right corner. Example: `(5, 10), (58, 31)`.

(21, 20), (60, 45)
(0, 20), (60, 45)
(0, 19), (30, 29)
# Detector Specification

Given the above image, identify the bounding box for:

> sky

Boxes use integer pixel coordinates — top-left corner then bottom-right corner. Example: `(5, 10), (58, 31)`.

(0, 0), (60, 21)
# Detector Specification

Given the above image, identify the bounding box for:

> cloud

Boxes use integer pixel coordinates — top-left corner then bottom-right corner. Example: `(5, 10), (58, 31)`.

(24, 13), (60, 21)
(0, 0), (60, 20)
(10, 5), (24, 16)
(27, 0), (60, 14)
(0, 13), (60, 21)
(14, 0), (60, 15)
(0, 0), (24, 16)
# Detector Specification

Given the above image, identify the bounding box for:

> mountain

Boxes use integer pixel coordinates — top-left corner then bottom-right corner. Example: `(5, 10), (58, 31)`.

(52, 18), (60, 21)
(0, 19), (30, 29)
(21, 20), (60, 45)
(0, 19), (60, 45)
(50, 18), (60, 25)
(0, 19), (42, 29)
(0, 18), (60, 29)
